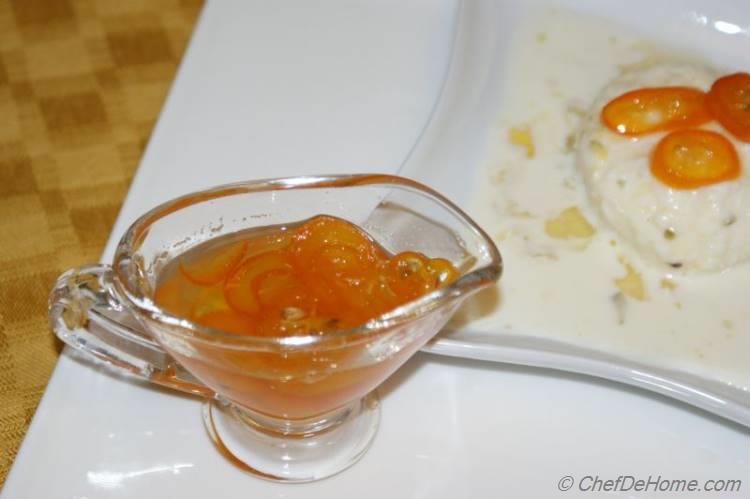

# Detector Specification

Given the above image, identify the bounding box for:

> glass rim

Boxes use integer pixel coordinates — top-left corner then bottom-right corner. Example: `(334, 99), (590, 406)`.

(113, 173), (502, 348)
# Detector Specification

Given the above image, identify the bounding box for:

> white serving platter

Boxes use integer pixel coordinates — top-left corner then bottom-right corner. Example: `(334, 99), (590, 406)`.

(3, 1), (749, 498)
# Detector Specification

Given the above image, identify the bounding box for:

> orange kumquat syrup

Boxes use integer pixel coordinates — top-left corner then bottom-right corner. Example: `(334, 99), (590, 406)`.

(152, 215), (459, 418)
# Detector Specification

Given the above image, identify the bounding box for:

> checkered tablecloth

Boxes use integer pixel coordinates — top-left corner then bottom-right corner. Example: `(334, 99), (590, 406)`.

(0, 0), (203, 484)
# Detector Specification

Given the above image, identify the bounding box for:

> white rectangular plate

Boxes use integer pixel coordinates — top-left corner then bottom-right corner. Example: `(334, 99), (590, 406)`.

(3, 2), (750, 498)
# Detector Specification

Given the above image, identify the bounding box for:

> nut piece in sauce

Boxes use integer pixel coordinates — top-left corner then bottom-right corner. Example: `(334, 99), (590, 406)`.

(659, 278), (677, 290)
(615, 257), (647, 301)
(544, 206), (596, 240)
(509, 126), (535, 158)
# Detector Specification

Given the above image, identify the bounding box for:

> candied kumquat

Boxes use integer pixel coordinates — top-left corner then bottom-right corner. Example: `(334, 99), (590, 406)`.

(254, 268), (307, 308)
(288, 215), (385, 267)
(707, 72), (750, 142)
(386, 251), (434, 301)
(426, 258), (460, 287)
(224, 252), (293, 315)
(179, 240), (247, 285)
(650, 129), (740, 189)
(161, 215), (460, 337)
(601, 86), (710, 136)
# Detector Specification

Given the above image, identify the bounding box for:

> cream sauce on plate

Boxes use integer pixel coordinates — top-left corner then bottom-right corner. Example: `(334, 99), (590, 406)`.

(462, 8), (750, 390)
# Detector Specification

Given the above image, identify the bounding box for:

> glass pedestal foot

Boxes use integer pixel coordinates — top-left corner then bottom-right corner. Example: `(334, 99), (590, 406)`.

(202, 392), (380, 482)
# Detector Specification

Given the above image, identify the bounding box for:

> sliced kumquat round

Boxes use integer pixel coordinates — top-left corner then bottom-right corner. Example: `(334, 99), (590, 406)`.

(650, 129), (741, 189)
(426, 258), (459, 287)
(245, 231), (293, 258)
(290, 217), (387, 315)
(707, 72), (750, 142)
(305, 253), (372, 313)
(335, 275), (385, 315)
(190, 283), (230, 318)
(294, 265), (340, 316)
(224, 251), (292, 315)
(361, 274), (400, 314)
(386, 251), (433, 301)
(189, 284), (254, 334)
(601, 86), (710, 136)
(288, 215), (385, 266)
(253, 267), (313, 315)
(179, 240), (247, 285)
(313, 244), (376, 279)
(153, 271), (203, 314)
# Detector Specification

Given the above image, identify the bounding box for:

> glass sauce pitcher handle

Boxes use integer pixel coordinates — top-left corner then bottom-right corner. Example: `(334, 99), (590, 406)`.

(49, 264), (215, 399)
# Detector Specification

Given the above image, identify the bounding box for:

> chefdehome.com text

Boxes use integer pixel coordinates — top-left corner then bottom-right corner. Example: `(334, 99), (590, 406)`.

(557, 475), (742, 493)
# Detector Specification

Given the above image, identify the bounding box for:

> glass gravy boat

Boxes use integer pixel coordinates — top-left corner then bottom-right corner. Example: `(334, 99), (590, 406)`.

(49, 174), (502, 482)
